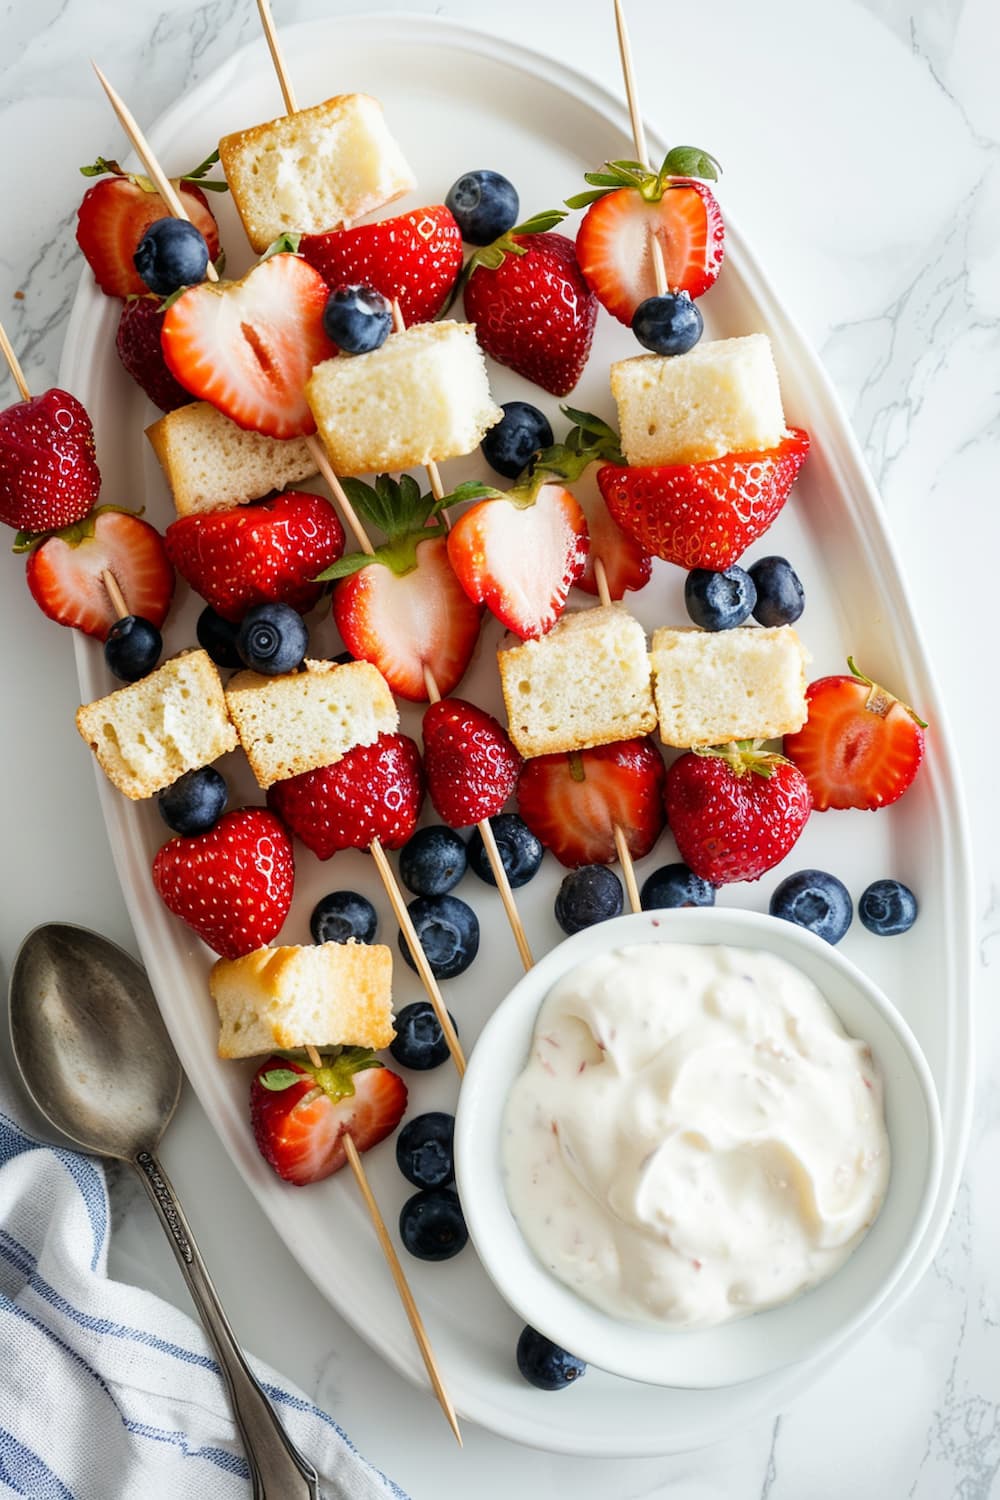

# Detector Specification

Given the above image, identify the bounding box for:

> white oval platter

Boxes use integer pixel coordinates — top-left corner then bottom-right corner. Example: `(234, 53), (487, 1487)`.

(59, 12), (974, 1458)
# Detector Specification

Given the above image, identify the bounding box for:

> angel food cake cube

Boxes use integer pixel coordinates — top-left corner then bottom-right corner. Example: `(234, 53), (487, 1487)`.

(225, 660), (398, 789)
(146, 402), (317, 517)
(75, 650), (238, 799)
(218, 93), (416, 253)
(498, 606), (656, 758)
(306, 321), (502, 474)
(650, 626), (809, 747)
(210, 941), (395, 1059)
(610, 334), (787, 467)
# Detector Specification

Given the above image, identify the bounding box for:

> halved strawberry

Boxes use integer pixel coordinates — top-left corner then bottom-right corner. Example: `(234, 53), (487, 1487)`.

(517, 738), (666, 868)
(152, 808), (294, 958)
(268, 733), (424, 859)
(446, 482), (589, 640)
(321, 475), (481, 700)
(783, 659), (927, 811)
(569, 150), (724, 324)
(25, 509), (174, 640)
(76, 169), (221, 299)
(598, 429), (810, 572)
(300, 205), (463, 325)
(0, 388), (102, 534)
(422, 698), (521, 827)
(251, 1051), (407, 1186)
(462, 212), (598, 396)
(574, 479), (652, 599)
(165, 490), (345, 622)
(161, 254), (335, 439)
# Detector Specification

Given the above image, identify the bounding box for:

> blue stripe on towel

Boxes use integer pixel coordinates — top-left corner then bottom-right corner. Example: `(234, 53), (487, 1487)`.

(0, 1112), (107, 1270)
(0, 1426), (76, 1498)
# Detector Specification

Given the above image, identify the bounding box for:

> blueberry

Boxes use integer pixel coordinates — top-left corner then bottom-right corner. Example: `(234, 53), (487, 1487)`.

(157, 766), (228, 836)
(389, 1002), (459, 1071)
(310, 891), (378, 945)
(236, 601), (308, 675)
(748, 556), (805, 627)
(399, 826), (467, 897)
(631, 292), (704, 356)
(641, 862), (716, 910)
(770, 869), (853, 944)
(445, 170), (519, 245)
(480, 401), (554, 480)
(322, 284), (393, 354)
(554, 866), (623, 935)
(196, 606), (243, 669)
(515, 1326), (587, 1391)
(398, 895), (479, 979)
(104, 615), (162, 681)
(399, 1187), (468, 1261)
(467, 814), (543, 889)
(133, 218), (210, 297)
(684, 566), (757, 631)
(859, 879), (918, 936)
(395, 1112), (455, 1189)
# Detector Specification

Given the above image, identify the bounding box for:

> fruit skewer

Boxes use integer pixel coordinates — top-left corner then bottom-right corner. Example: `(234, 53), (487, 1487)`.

(90, 66), (464, 1446)
(247, 0), (535, 972)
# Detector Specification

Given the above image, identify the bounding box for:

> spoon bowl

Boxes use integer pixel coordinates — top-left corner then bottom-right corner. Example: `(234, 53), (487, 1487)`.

(10, 922), (180, 1159)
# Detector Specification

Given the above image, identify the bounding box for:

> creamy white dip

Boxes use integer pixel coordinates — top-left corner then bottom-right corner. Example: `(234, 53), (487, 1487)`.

(502, 943), (890, 1329)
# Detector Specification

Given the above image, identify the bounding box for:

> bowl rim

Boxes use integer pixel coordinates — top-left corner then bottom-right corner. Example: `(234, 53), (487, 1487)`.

(454, 906), (944, 1389)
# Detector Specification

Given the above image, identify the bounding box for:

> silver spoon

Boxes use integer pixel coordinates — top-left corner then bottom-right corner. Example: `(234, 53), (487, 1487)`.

(9, 922), (324, 1500)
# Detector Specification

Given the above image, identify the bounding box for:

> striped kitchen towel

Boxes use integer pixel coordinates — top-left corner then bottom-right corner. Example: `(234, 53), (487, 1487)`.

(0, 1100), (410, 1500)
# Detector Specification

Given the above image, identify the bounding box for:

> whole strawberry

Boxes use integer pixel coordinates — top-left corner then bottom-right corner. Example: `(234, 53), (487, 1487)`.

(166, 491), (345, 622)
(300, 205), (463, 325)
(422, 698), (521, 827)
(463, 211), (597, 396)
(152, 807), (294, 957)
(268, 733), (424, 859)
(115, 297), (194, 412)
(0, 389), (101, 533)
(664, 743), (812, 885)
(251, 1050), (407, 1186)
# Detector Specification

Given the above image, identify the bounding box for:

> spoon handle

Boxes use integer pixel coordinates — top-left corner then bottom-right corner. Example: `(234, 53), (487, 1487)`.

(132, 1150), (324, 1500)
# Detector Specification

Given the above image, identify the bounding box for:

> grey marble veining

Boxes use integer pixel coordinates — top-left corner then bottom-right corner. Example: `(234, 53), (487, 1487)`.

(1, 1), (997, 1496)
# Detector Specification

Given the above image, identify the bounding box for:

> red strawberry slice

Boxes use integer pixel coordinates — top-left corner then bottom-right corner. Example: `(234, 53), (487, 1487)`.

(152, 807), (294, 958)
(574, 481), (652, 600)
(25, 509), (174, 641)
(166, 491), (345, 622)
(783, 660), (927, 811)
(333, 536), (481, 701)
(446, 483), (589, 640)
(300, 205), (463, 325)
(422, 698), (521, 827)
(463, 220), (597, 396)
(76, 175), (221, 299)
(0, 389), (102, 533)
(517, 738), (666, 868)
(161, 254), (335, 439)
(268, 733), (424, 859)
(664, 744), (812, 885)
(576, 180), (724, 324)
(251, 1052), (407, 1186)
(598, 429), (810, 572)
(115, 297), (194, 412)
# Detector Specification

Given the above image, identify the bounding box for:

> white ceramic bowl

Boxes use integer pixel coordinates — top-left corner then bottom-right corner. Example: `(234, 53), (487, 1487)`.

(455, 907), (943, 1389)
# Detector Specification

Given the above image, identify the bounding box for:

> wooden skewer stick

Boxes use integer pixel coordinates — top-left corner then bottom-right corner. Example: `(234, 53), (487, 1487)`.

(592, 557), (643, 914)
(301, 1042), (461, 1444)
(257, 0), (298, 114)
(342, 1132), (463, 1445)
(0, 320), (31, 402)
(611, 0), (668, 298)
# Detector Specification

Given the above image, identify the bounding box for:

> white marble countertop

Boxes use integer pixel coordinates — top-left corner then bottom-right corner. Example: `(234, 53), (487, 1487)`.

(1, 0), (998, 1495)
